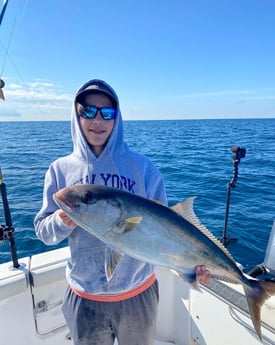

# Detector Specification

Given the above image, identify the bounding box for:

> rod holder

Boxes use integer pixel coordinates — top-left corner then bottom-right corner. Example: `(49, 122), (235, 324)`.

(220, 146), (246, 247)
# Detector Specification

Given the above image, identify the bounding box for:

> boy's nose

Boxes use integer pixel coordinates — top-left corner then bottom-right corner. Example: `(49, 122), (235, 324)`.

(93, 110), (103, 121)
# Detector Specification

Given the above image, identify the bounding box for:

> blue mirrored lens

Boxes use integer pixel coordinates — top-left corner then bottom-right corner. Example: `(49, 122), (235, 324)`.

(80, 106), (97, 119)
(100, 107), (116, 120)
(80, 106), (116, 120)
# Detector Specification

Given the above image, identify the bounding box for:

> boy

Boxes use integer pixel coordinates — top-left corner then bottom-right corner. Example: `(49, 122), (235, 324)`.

(34, 79), (210, 345)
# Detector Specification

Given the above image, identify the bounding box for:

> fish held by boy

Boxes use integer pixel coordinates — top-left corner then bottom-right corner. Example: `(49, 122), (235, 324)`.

(54, 184), (275, 340)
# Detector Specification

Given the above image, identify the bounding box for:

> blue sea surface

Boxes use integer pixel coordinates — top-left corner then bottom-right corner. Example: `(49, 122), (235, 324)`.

(0, 119), (274, 272)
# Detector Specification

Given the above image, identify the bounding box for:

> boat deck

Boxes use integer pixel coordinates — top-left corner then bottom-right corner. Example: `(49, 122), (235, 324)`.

(1, 247), (275, 345)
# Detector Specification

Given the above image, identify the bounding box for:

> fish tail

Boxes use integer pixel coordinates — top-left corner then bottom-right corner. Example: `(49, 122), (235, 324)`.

(244, 278), (275, 341)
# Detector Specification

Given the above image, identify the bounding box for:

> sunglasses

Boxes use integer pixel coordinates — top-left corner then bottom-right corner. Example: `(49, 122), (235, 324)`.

(79, 105), (117, 120)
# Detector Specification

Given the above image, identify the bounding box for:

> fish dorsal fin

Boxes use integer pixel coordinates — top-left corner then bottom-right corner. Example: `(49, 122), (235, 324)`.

(105, 247), (124, 281)
(115, 216), (143, 233)
(171, 197), (235, 261)
(171, 197), (198, 220)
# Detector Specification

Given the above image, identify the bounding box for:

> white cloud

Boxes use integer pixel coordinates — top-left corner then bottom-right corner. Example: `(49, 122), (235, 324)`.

(0, 79), (73, 120)
(4, 81), (72, 102)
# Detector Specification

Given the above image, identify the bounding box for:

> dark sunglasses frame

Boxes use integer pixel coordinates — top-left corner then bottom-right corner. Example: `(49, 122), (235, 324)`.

(79, 105), (117, 120)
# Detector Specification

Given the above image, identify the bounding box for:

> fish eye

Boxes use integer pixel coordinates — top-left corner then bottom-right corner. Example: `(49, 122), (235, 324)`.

(82, 191), (95, 204)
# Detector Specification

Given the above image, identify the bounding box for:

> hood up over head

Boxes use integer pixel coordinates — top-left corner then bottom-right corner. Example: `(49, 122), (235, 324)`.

(71, 79), (126, 164)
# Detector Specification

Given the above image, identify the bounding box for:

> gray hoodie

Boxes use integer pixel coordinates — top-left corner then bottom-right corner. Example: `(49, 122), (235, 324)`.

(34, 79), (167, 296)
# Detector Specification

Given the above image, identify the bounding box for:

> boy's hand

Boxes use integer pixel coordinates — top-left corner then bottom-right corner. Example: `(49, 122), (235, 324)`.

(57, 209), (77, 227)
(195, 265), (211, 284)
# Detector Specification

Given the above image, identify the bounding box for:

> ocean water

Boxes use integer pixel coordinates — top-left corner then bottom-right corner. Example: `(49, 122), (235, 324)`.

(0, 119), (274, 272)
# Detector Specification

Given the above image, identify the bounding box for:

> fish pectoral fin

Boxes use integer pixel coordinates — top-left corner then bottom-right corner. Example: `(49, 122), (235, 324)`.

(115, 216), (143, 233)
(105, 247), (124, 281)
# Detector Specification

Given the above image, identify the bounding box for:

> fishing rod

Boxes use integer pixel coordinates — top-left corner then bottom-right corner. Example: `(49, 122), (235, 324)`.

(0, 0), (9, 101)
(0, 167), (20, 268)
(220, 146), (246, 247)
(0, 0), (9, 27)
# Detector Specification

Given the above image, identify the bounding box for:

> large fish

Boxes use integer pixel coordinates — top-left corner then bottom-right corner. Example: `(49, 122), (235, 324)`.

(54, 184), (275, 340)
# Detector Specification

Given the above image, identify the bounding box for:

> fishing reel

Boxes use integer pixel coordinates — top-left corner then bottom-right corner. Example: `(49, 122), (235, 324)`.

(0, 224), (15, 243)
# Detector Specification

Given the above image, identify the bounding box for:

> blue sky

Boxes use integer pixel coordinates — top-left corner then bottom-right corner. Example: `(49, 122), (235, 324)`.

(0, 0), (274, 121)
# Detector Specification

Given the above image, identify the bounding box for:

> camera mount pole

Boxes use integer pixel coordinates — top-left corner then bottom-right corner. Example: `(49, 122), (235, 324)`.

(220, 146), (246, 247)
(0, 168), (20, 268)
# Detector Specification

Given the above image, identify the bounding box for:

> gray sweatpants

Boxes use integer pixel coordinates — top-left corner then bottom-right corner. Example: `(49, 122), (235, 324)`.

(62, 280), (159, 345)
